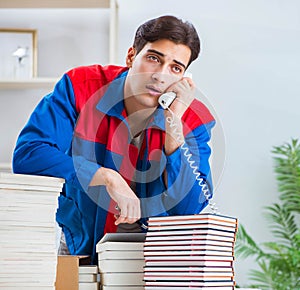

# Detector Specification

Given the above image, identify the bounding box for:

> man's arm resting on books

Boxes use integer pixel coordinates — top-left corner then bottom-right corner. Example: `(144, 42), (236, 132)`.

(89, 167), (141, 225)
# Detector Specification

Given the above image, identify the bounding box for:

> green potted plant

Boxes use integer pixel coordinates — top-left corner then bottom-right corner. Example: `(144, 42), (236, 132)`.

(235, 138), (300, 290)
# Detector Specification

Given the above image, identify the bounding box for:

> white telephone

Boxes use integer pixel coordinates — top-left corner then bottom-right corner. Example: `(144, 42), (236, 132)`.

(158, 72), (192, 109)
(158, 91), (177, 109)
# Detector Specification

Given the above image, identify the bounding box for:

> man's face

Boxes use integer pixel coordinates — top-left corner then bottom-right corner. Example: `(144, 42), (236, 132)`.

(125, 39), (191, 110)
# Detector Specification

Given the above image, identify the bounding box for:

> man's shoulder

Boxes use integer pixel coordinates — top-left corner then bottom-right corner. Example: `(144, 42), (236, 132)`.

(183, 99), (215, 127)
(66, 65), (128, 112)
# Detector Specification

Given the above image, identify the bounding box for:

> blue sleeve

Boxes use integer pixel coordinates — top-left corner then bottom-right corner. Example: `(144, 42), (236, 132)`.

(12, 74), (100, 191)
(163, 120), (216, 215)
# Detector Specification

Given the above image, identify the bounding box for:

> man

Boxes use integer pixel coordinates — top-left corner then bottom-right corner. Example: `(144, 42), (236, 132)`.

(13, 15), (215, 263)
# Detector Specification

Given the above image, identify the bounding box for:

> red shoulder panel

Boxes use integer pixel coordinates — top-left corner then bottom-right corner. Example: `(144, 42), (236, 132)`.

(67, 65), (128, 113)
(182, 99), (215, 135)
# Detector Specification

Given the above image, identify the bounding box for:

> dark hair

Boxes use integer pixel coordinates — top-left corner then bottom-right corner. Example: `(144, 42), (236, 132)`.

(133, 15), (200, 67)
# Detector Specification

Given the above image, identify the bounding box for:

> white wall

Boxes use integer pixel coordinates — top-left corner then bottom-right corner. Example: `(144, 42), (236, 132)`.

(0, 0), (299, 287)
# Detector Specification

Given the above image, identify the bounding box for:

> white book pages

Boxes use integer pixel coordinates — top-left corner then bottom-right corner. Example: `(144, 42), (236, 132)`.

(146, 231), (235, 244)
(1, 205), (56, 215)
(0, 281), (55, 287)
(145, 255), (234, 261)
(98, 250), (144, 260)
(0, 268), (57, 275)
(0, 261), (57, 271)
(144, 239), (234, 248)
(79, 273), (98, 283)
(0, 188), (58, 195)
(144, 250), (233, 257)
(145, 287), (234, 290)
(144, 266), (234, 273)
(144, 274), (234, 281)
(145, 229), (236, 238)
(0, 213), (56, 224)
(0, 220), (56, 227)
(147, 213), (237, 226)
(0, 194), (58, 208)
(0, 205), (57, 213)
(144, 280), (235, 287)
(0, 183), (63, 192)
(79, 265), (99, 274)
(102, 285), (145, 290)
(144, 244), (233, 252)
(0, 288), (55, 290)
(96, 233), (145, 253)
(97, 241), (144, 253)
(0, 275), (55, 283)
(0, 235), (55, 244)
(0, 172), (64, 188)
(0, 235), (56, 245)
(98, 259), (145, 273)
(147, 223), (236, 232)
(145, 260), (233, 267)
(144, 271), (234, 277)
(0, 243), (56, 251)
(102, 287), (143, 290)
(0, 252), (57, 259)
(78, 282), (99, 290)
(1, 256), (57, 262)
(101, 272), (144, 286)
(0, 225), (56, 233)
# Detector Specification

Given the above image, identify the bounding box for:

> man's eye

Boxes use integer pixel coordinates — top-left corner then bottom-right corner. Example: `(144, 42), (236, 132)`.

(147, 55), (159, 62)
(173, 66), (182, 73)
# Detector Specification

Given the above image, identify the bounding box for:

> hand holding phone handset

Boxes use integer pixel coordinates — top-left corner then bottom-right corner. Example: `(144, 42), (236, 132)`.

(158, 74), (218, 214)
(158, 71), (193, 110)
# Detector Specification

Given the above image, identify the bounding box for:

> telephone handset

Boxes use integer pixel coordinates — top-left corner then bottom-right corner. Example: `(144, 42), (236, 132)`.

(158, 72), (193, 109)
(158, 91), (177, 109)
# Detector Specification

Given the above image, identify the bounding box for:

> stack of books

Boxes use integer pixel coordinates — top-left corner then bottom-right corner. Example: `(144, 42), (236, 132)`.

(96, 233), (145, 290)
(0, 172), (64, 290)
(78, 265), (100, 290)
(143, 213), (238, 290)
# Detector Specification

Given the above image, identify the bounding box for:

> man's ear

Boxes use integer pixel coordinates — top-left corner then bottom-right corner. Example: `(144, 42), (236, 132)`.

(126, 47), (136, 68)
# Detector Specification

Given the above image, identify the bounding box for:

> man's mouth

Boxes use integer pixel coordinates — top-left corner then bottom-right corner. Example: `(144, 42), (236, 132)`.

(146, 85), (162, 97)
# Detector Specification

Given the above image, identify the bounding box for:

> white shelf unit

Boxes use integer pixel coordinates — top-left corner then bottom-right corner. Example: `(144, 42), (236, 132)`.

(0, 78), (58, 89)
(0, 0), (119, 89)
(0, 162), (12, 173)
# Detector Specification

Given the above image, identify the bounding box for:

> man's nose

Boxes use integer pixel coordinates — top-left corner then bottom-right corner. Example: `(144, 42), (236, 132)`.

(151, 71), (165, 83)
(151, 66), (171, 83)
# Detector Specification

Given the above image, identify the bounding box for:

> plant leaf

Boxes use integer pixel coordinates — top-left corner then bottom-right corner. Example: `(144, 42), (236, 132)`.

(272, 138), (300, 214)
(264, 204), (298, 246)
(235, 224), (265, 260)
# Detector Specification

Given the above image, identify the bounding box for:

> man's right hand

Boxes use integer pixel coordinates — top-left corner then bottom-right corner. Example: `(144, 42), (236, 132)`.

(89, 167), (141, 225)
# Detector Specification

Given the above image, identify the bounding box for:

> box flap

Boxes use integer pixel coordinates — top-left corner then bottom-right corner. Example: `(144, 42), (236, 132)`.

(56, 255), (91, 290)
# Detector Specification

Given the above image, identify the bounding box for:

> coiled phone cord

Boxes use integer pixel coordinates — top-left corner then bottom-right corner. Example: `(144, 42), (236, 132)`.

(166, 107), (218, 214)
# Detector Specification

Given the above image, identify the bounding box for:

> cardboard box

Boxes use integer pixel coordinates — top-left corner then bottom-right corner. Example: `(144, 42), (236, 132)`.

(56, 255), (91, 290)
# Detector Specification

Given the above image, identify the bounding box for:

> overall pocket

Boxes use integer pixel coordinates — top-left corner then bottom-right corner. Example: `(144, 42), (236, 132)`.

(56, 194), (83, 254)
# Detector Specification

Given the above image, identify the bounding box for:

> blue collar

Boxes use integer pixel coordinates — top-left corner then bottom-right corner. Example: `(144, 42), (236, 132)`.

(95, 71), (127, 119)
(96, 70), (165, 131)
